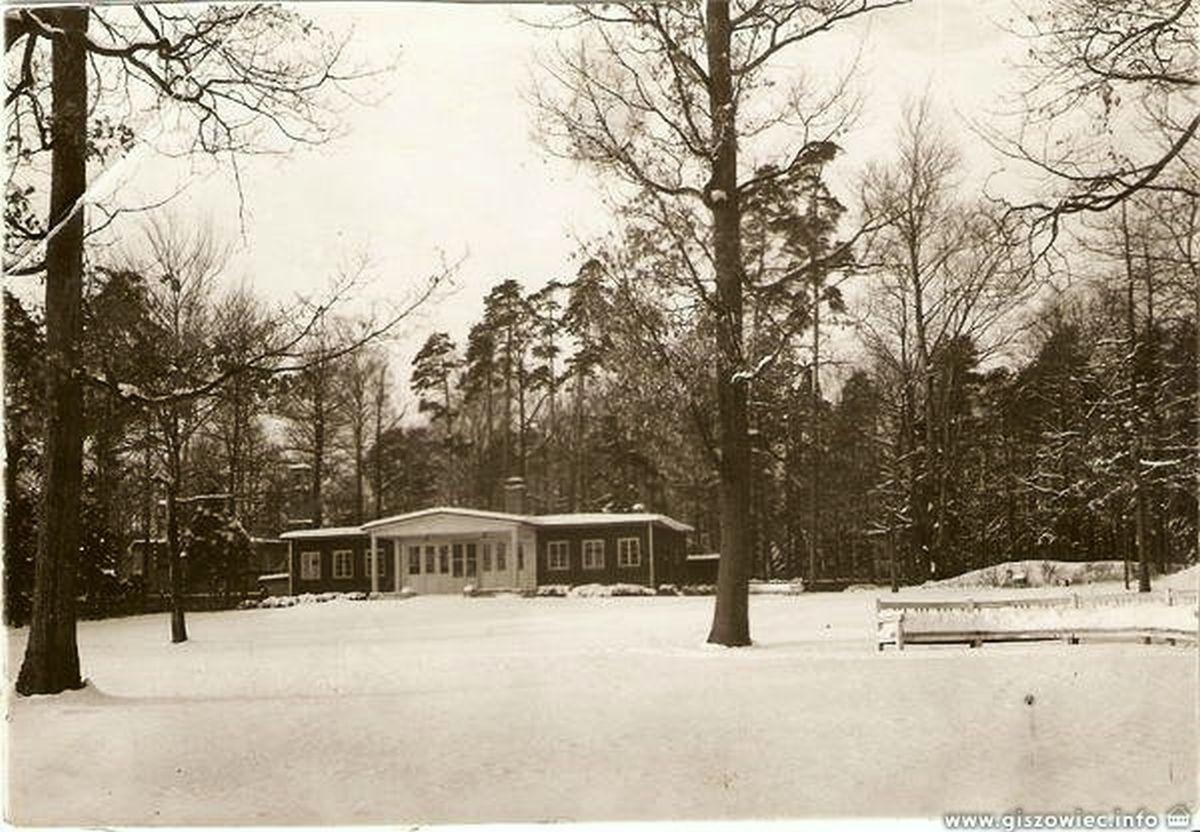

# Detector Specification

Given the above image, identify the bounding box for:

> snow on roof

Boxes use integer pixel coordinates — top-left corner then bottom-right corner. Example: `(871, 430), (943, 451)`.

(686, 552), (720, 561)
(533, 513), (694, 533)
(257, 573), (290, 582)
(360, 507), (693, 533)
(279, 526), (367, 540)
(362, 506), (531, 531)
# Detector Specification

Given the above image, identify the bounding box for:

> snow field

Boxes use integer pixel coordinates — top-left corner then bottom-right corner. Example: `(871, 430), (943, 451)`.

(7, 592), (1196, 825)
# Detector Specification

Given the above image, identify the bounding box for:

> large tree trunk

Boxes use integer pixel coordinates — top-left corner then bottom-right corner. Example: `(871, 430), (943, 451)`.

(16, 8), (90, 696)
(1194, 227), (1199, 572)
(705, 0), (753, 647)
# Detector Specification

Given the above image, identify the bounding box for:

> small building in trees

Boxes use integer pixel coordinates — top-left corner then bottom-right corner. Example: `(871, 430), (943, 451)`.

(279, 478), (692, 595)
(124, 537), (288, 596)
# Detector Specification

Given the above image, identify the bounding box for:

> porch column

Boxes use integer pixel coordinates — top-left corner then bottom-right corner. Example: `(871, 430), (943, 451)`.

(370, 533), (379, 594)
(393, 538), (402, 593)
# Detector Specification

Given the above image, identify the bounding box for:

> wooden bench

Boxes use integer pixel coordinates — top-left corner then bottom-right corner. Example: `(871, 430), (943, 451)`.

(875, 593), (1198, 651)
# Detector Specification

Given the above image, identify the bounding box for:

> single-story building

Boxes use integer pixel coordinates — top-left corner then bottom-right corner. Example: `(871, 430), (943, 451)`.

(279, 486), (693, 596)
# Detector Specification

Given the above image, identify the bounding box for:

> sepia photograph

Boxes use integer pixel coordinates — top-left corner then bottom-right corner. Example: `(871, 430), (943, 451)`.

(3, 0), (1198, 828)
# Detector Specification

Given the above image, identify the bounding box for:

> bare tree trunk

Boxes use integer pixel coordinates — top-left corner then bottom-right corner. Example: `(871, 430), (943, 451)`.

(1120, 205), (1152, 592)
(548, 341), (559, 508)
(503, 332), (513, 477)
(166, 412), (188, 642)
(911, 270), (937, 578)
(141, 418), (154, 600)
(373, 366), (386, 519)
(706, 0), (753, 647)
(517, 364), (528, 481)
(312, 384), (325, 527)
(571, 366), (586, 511)
(809, 273), (821, 586)
(353, 417), (365, 523)
(16, 7), (89, 696)
(442, 372), (454, 503)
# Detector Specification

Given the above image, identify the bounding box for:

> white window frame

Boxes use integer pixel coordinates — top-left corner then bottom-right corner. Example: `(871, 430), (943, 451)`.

(332, 549), (354, 579)
(617, 537), (641, 568)
(582, 539), (606, 570)
(300, 550), (321, 581)
(547, 540), (570, 571)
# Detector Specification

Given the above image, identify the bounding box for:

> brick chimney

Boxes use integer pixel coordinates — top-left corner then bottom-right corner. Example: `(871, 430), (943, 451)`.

(503, 476), (527, 515)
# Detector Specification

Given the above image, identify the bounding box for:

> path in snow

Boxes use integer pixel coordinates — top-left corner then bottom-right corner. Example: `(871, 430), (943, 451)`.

(6, 593), (1195, 824)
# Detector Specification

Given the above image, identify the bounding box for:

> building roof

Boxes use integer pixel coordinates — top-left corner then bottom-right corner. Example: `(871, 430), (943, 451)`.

(361, 507), (532, 531)
(533, 513), (693, 533)
(356, 506), (694, 534)
(279, 526), (367, 540)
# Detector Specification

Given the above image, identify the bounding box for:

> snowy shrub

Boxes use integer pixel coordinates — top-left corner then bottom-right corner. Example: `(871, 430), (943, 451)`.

(536, 584), (570, 597)
(398, 587), (418, 599)
(681, 584), (715, 596)
(844, 583), (881, 593)
(657, 584), (681, 596)
(259, 592), (356, 608)
(568, 583), (656, 598)
(749, 580), (805, 595)
(612, 584), (656, 597)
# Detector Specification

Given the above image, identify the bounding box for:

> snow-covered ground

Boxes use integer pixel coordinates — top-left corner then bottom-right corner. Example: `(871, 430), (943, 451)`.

(6, 591), (1196, 825)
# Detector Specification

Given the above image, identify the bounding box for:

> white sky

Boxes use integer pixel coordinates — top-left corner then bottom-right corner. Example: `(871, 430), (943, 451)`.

(76, 0), (1026, 397)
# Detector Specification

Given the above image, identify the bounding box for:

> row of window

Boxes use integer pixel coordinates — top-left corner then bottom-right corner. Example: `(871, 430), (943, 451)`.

(546, 537), (641, 571)
(298, 542), (526, 581)
(405, 541), (523, 578)
(297, 537), (641, 580)
(299, 549), (386, 581)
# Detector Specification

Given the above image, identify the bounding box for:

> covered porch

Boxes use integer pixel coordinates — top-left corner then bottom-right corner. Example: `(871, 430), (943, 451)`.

(362, 508), (539, 595)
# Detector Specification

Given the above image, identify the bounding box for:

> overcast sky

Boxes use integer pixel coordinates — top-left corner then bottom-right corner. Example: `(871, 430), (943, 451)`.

(83, 0), (1024, 396)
